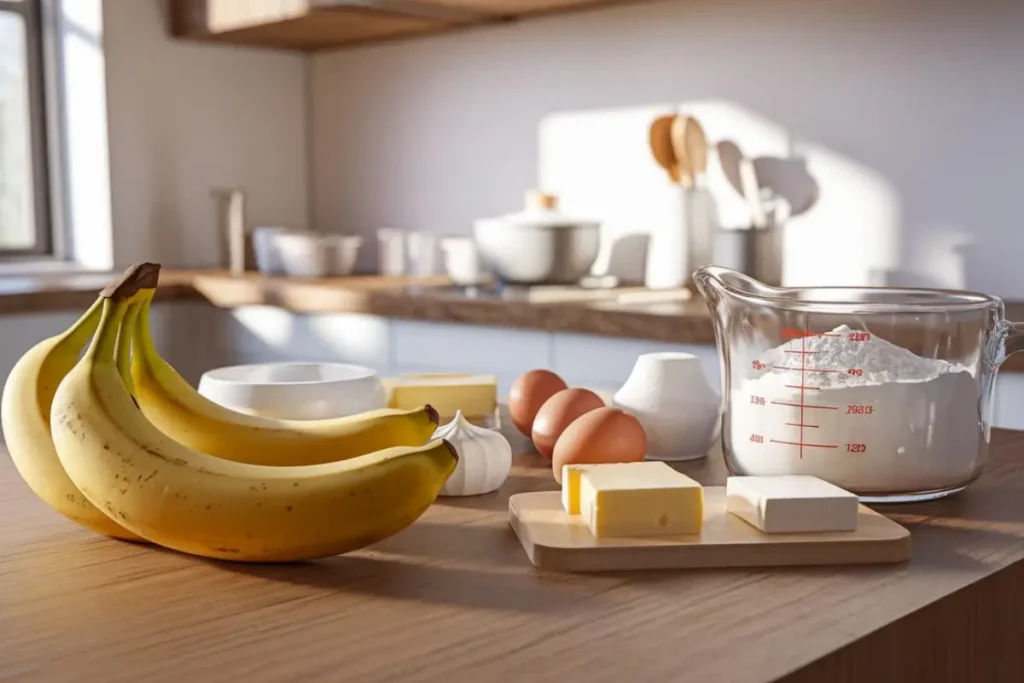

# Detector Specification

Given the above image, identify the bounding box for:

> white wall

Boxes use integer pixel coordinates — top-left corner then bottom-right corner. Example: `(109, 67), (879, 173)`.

(309, 0), (1024, 297)
(102, 0), (309, 268)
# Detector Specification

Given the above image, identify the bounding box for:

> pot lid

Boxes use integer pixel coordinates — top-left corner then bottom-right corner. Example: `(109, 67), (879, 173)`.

(480, 190), (600, 229)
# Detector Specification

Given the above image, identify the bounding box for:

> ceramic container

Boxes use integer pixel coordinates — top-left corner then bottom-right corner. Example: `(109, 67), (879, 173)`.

(612, 352), (721, 461)
(440, 236), (489, 286)
(473, 190), (601, 285)
(275, 232), (363, 278)
(645, 186), (720, 290)
(252, 226), (287, 275)
(406, 231), (438, 277)
(377, 228), (406, 276)
(197, 362), (387, 421)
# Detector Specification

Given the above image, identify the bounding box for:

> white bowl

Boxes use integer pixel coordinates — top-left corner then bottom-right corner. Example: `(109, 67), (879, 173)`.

(197, 362), (387, 421)
(275, 232), (363, 278)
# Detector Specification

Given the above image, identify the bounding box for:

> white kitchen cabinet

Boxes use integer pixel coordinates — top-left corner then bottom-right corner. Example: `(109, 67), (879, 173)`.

(148, 302), (233, 384)
(390, 320), (549, 378)
(225, 307), (392, 373)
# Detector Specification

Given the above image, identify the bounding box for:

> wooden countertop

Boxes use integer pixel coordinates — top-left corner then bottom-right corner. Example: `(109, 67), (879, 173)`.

(3, 416), (1024, 682)
(5, 269), (1024, 371)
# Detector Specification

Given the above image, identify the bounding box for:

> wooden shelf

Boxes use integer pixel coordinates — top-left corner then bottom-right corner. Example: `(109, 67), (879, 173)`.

(169, 0), (620, 51)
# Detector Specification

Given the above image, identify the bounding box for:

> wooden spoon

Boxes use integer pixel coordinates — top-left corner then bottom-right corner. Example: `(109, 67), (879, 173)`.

(669, 115), (695, 187)
(683, 117), (709, 178)
(649, 115), (681, 184)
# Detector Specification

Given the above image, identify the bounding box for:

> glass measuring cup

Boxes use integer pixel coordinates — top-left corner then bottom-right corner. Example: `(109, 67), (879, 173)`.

(693, 266), (1024, 502)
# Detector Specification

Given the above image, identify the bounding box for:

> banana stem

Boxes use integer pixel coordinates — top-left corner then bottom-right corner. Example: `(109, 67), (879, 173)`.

(133, 290), (159, 358)
(117, 299), (142, 393)
(86, 299), (129, 364)
(58, 297), (104, 349)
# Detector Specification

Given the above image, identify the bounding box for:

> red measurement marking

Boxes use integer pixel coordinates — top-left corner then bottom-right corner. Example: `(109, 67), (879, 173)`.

(750, 434), (764, 443)
(784, 350), (820, 354)
(770, 439), (838, 449)
(785, 384), (821, 391)
(846, 405), (874, 415)
(786, 422), (819, 428)
(750, 395), (766, 405)
(782, 329), (843, 339)
(846, 443), (867, 453)
(752, 360), (766, 370)
(771, 401), (838, 410)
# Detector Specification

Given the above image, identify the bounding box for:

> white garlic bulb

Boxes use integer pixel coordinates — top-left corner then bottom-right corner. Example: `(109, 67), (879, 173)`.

(433, 410), (512, 497)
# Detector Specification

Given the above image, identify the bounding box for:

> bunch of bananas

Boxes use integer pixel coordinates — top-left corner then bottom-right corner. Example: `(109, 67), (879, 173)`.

(1, 263), (457, 561)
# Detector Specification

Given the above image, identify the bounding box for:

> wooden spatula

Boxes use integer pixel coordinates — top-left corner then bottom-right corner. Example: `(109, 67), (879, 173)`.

(683, 117), (708, 178)
(649, 115), (681, 184)
(670, 115), (695, 187)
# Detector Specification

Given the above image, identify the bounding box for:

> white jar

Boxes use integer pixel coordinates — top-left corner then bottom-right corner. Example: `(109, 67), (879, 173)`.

(613, 352), (721, 461)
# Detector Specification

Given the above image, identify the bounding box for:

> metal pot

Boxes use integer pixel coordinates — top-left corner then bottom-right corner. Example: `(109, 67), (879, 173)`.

(473, 191), (601, 285)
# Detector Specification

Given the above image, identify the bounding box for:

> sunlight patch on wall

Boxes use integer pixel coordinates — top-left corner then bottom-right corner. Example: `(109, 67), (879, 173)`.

(539, 100), (902, 287)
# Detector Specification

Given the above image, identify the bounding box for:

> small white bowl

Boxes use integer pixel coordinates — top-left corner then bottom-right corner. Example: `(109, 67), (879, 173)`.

(197, 362), (387, 421)
(275, 232), (363, 278)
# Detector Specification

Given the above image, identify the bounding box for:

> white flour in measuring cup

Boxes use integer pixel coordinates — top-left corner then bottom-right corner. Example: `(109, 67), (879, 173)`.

(728, 325), (983, 494)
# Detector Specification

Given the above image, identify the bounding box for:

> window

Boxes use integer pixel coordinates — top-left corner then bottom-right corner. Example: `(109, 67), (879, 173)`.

(0, 0), (50, 257)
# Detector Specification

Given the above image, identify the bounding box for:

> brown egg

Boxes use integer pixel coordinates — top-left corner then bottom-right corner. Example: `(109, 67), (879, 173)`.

(531, 388), (605, 460)
(508, 369), (568, 437)
(552, 408), (647, 483)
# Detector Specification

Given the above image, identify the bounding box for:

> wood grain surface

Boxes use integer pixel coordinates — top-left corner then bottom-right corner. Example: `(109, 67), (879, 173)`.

(3, 417), (1024, 683)
(5, 269), (1024, 372)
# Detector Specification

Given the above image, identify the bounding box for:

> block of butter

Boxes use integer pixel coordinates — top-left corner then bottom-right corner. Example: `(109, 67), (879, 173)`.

(562, 462), (652, 515)
(579, 462), (704, 538)
(726, 475), (858, 534)
(384, 373), (497, 419)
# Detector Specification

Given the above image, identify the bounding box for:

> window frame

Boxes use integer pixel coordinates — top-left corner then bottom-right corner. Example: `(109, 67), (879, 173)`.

(0, 0), (57, 260)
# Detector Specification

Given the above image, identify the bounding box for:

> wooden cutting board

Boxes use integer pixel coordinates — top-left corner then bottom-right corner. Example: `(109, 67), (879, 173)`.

(509, 488), (911, 572)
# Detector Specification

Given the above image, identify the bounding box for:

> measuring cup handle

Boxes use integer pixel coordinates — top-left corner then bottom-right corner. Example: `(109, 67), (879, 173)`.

(1005, 321), (1024, 358)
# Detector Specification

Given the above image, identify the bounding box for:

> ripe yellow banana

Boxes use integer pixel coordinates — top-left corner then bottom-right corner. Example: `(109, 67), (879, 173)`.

(129, 289), (439, 466)
(51, 272), (458, 562)
(1, 296), (141, 541)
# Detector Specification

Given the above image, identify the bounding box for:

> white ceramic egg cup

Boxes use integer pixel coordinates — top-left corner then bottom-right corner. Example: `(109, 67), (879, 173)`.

(612, 352), (721, 462)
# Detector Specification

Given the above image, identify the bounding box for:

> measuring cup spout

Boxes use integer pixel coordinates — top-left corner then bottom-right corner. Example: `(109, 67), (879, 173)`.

(693, 266), (777, 307)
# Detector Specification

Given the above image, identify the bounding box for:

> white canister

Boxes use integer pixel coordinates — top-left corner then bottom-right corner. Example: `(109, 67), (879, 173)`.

(645, 186), (719, 289)
(407, 231), (438, 277)
(378, 228), (406, 277)
(613, 352), (721, 461)
(440, 237), (488, 286)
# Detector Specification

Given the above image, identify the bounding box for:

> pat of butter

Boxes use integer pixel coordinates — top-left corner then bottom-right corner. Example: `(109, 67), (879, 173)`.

(562, 462), (658, 514)
(579, 462), (704, 538)
(726, 475), (858, 534)
(384, 373), (497, 419)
